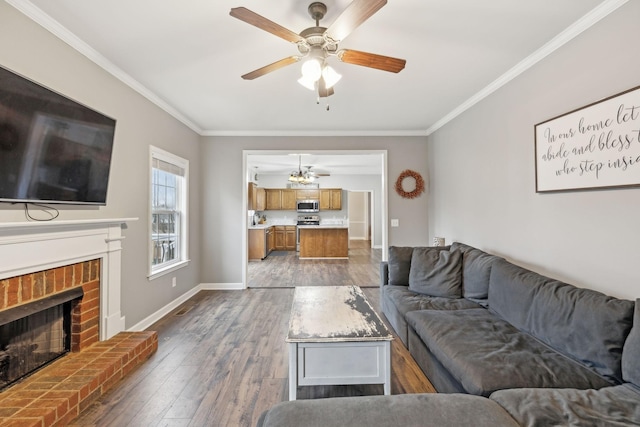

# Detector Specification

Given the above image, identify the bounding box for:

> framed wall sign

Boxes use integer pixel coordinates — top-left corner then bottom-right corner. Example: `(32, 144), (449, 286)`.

(535, 85), (640, 193)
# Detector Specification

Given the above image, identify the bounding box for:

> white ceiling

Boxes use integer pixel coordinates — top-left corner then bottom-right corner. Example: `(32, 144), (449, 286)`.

(8, 0), (621, 174)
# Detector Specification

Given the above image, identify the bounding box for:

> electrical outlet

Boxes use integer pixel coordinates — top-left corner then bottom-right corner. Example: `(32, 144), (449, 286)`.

(172, 277), (176, 287)
(391, 219), (399, 227)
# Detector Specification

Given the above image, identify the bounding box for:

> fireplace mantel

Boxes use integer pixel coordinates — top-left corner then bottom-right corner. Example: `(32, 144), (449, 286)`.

(0, 217), (137, 340)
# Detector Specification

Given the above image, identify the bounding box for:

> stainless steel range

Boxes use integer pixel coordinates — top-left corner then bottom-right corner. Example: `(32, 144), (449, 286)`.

(296, 215), (320, 251)
(297, 215), (320, 226)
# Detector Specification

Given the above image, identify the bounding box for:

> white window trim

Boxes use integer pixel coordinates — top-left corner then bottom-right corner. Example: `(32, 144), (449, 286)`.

(148, 145), (190, 280)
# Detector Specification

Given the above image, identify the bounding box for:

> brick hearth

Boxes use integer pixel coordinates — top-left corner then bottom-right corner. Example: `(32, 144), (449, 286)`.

(0, 331), (157, 426)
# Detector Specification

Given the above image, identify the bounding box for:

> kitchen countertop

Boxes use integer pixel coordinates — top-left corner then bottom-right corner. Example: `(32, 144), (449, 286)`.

(297, 224), (349, 229)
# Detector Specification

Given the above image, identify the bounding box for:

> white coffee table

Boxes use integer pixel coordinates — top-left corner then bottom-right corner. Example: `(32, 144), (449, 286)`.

(286, 286), (393, 400)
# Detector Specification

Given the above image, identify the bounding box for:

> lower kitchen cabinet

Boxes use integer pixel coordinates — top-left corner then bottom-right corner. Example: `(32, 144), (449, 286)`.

(274, 226), (297, 251)
(248, 228), (267, 260)
(299, 228), (348, 258)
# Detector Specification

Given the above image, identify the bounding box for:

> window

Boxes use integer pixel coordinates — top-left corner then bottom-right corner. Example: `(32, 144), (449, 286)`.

(149, 146), (189, 279)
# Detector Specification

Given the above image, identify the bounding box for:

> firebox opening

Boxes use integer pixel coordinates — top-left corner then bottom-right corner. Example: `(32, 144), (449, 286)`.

(0, 287), (83, 390)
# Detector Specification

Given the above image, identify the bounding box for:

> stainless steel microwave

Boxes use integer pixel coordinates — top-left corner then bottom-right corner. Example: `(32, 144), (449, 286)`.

(297, 199), (319, 213)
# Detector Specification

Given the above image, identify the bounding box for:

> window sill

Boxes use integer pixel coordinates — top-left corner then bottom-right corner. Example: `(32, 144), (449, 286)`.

(148, 259), (190, 281)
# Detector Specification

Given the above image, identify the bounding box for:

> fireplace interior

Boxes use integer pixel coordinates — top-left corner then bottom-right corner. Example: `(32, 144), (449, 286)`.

(0, 287), (82, 390)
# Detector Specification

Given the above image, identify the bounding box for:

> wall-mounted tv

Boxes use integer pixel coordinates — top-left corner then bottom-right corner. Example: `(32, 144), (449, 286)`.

(0, 65), (116, 205)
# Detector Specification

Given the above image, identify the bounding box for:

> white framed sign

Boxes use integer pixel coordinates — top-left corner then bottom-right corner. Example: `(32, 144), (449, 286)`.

(535, 85), (640, 193)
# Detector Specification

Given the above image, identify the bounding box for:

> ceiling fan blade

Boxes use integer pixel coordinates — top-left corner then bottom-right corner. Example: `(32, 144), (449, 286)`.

(325, 0), (387, 42)
(241, 56), (301, 80)
(230, 7), (305, 44)
(338, 49), (406, 73)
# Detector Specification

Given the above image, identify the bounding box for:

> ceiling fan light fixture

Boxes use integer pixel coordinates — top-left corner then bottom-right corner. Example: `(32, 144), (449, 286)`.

(300, 58), (322, 81)
(297, 75), (317, 91)
(322, 65), (341, 89)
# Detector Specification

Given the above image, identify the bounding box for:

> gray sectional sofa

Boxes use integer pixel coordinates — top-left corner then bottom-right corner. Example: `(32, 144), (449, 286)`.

(257, 242), (640, 426)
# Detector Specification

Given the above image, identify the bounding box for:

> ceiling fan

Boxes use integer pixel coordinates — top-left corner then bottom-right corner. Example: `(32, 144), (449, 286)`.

(230, 0), (406, 99)
(289, 156), (330, 184)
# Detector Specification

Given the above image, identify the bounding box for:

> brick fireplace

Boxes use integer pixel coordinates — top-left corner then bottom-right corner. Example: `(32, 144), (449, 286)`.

(1, 259), (101, 358)
(0, 219), (158, 426)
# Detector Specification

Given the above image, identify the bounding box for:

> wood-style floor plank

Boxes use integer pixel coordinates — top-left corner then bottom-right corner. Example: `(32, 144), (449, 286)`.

(70, 242), (434, 427)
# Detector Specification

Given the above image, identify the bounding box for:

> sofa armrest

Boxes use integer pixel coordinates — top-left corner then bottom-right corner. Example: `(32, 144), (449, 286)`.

(380, 261), (389, 288)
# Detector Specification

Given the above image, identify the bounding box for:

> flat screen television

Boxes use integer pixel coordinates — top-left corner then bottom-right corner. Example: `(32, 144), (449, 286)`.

(0, 65), (116, 205)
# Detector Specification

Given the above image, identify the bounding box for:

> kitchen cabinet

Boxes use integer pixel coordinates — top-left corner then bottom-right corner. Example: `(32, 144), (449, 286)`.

(274, 225), (297, 250)
(299, 227), (348, 258)
(296, 189), (319, 200)
(266, 189), (282, 210)
(320, 189), (342, 210)
(281, 189), (297, 210)
(248, 183), (266, 211)
(255, 187), (266, 211)
(274, 226), (285, 250)
(285, 226), (296, 250)
(248, 228), (267, 260)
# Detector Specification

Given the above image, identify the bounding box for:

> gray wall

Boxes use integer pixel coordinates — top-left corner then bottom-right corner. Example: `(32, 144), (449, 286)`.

(201, 136), (429, 284)
(0, 3), (203, 327)
(427, 1), (640, 300)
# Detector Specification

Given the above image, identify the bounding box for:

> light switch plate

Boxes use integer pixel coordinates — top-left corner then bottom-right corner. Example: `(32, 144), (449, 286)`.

(391, 219), (399, 227)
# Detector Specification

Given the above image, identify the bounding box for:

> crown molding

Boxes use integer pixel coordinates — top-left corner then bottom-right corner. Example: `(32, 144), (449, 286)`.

(5, 0), (204, 135)
(425, 0), (629, 136)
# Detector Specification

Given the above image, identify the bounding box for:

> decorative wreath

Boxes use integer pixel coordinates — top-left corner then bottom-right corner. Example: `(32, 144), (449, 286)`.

(395, 169), (425, 199)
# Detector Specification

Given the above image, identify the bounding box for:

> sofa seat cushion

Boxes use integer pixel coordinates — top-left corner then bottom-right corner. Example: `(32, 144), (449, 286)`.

(490, 384), (640, 427)
(257, 393), (520, 427)
(406, 308), (614, 396)
(383, 285), (481, 315)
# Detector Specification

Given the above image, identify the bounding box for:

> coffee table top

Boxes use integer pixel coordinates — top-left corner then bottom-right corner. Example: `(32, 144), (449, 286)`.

(286, 286), (393, 343)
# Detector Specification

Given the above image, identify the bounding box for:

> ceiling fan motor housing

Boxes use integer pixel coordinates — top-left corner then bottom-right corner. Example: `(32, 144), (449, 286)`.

(308, 2), (327, 22)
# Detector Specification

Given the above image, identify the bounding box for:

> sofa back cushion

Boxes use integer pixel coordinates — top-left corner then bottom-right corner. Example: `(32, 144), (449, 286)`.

(489, 259), (635, 382)
(408, 248), (462, 298)
(451, 242), (503, 300)
(387, 246), (450, 286)
(387, 246), (414, 285)
(622, 300), (640, 387)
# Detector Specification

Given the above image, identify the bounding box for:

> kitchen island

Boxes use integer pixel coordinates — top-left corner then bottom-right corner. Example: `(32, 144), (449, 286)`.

(298, 225), (348, 259)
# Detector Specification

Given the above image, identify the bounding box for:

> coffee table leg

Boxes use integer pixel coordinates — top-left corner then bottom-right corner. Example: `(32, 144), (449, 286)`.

(384, 340), (391, 395)
(288, 342), (297, 400)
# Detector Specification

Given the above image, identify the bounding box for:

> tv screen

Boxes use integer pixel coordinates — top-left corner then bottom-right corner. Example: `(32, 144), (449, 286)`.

(0, 65), (116, 205)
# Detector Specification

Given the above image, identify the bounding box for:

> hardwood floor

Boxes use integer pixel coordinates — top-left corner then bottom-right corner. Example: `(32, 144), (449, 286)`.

(248, 240), (382, 288)
(70, 241), (434, 427)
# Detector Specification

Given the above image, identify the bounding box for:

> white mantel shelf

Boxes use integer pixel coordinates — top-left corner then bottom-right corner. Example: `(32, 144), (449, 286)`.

(0, 217), (138, 341)
(0, 217), (138, 230)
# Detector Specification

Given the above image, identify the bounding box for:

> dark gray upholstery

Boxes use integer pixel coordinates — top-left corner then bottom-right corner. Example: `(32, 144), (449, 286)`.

(256, 393), (520, 427)
(450, 242), (503, 301)
(622, 300), (640, 386)
(408, 248), (463, 298)
(490, 384), (640, 427)
(387, 246), (415, 285)
(382, 285), (480, 345)
(387, 246), (451, 286)
(406, 308), (613, 396)
(489, 259), (634, 382)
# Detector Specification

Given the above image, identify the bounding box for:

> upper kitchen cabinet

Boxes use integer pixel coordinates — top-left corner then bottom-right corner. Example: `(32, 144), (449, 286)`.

(281, 189), (296, 210)
(320, 189), (342, 210)
(248, 182), (266, 211)
(296, 189), (319, 200)
(266, 189), (282, 210)
(266, 189), (296, 210)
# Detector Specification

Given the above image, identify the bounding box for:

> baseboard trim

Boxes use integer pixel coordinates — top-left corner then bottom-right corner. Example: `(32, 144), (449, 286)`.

(127, 282), (244, 332)
(200, 282), (245, 290)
